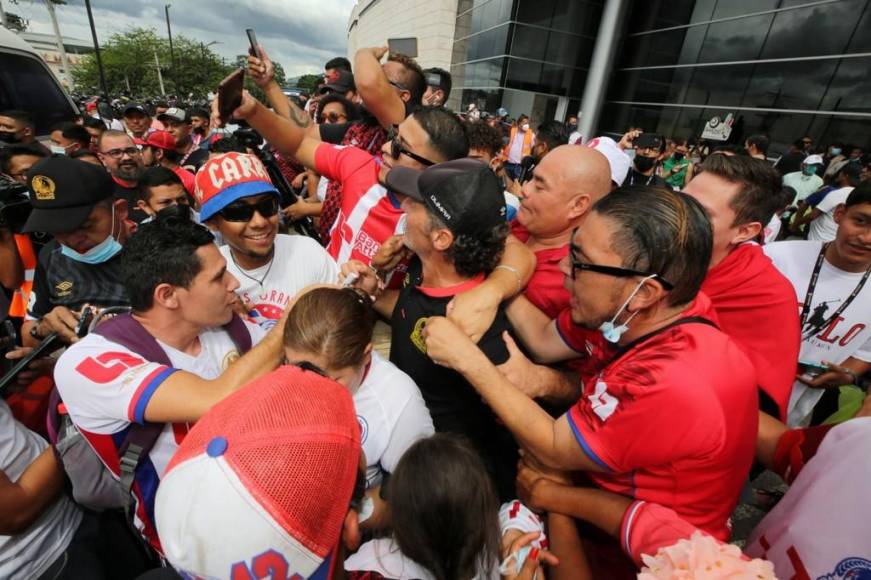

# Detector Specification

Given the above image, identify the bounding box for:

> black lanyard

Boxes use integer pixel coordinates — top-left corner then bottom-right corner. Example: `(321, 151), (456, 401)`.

(799, 243), (871, 340)
(628, 169), (656, 186)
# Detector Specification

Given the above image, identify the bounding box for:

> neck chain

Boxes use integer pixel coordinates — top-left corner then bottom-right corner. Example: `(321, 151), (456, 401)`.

(230, 248), (275, 288)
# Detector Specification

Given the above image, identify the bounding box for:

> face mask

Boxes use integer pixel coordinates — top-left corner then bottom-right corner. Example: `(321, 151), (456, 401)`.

(50, 145), (67, 155)
(568, 123), (577, 132)
(599, 275), (655, 343)
(0, 130), (19, 144)
(673, 152), (685, 162)
(521, 123), (530, 132)
(802, 165), (817, 176)
(155, 203), (192, 222)
(60, 205), (123, 264)
(634, 155), (657, 173)
(831, 148), (842, 156)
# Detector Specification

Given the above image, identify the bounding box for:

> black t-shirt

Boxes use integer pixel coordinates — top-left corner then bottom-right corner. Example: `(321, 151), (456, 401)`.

(113, 179), (147, 224)
(180, 147), (209, 173)
(389, 259), (518, 500)
(626, 167), (669, 189)
(28, 240), (129, 319)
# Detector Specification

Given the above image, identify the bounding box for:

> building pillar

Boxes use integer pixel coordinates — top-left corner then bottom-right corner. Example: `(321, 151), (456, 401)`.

(578, 0), (629, 143)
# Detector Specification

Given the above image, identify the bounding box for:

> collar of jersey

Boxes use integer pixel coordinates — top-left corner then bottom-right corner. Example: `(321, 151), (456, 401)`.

(416, 272), (486, 298)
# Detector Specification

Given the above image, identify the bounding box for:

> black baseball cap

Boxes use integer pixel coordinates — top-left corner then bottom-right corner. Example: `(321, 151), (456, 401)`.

(123, 102), (149, 116)
(319, 69), (356, 95)
(22, 156), (114, 233)
(386, 158), (506, 235)
(635, 132), (664, 151)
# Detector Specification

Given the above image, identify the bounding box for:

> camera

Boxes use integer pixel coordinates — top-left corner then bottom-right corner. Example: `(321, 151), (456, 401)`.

(0, 177), (32, 233)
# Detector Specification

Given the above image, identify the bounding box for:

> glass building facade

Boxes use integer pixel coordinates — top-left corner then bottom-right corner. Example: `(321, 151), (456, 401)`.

(449, 0), (871, 154)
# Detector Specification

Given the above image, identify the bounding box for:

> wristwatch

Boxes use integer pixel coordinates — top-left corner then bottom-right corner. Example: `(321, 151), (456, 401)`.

(29, 319), (44, 340)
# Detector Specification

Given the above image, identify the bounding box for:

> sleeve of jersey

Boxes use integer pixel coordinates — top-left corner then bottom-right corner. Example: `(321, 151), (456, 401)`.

(566, 376), (707, 473)
(620, 500), (699, 566)
(380, 387), (435, 474)
(556, 307), (592, 353)
(54, 338), (179, 429)
(313, 142), (373, 184)
(27, 262), (52, 320)
(851, 334), (871, 363)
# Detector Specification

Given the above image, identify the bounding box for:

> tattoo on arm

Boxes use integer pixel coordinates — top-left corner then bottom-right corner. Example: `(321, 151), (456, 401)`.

(288, 103), (311, 129)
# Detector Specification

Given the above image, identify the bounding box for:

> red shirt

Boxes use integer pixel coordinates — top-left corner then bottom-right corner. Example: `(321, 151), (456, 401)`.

(558, 295), (758, 541)
(314, 144), (407, 284)
(701, 243), (800, 420)
(172, 166), (196, 195)
(511, 222), (570, 319)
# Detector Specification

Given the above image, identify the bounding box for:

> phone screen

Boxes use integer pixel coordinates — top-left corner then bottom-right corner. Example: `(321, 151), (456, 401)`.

(218, 68), (245, 122)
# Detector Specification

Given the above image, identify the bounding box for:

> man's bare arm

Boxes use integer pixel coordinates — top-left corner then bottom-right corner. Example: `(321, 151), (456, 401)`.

(354, 47), (406, 129)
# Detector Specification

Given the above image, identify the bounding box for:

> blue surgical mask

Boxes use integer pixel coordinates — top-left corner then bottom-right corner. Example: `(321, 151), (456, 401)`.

(802, 165), (817, 176)
(60, 206), (123, 264)
(50, 145), (67, 155)
(831, 147), (842, 156)
(599, 275), (655, 343)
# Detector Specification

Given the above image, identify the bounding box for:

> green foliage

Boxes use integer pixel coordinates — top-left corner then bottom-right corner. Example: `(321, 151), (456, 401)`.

(71, 27), (233, 98)
(295, 74), (322, 94)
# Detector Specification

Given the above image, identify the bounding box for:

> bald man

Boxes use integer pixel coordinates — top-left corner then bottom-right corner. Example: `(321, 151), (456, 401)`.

(512, 145), (612, 318)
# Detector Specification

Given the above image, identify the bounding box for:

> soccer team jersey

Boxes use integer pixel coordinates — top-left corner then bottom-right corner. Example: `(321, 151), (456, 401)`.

(556, 295), (758, 540)
(510, 221), (570, 319)
(53, 322), (265, 552)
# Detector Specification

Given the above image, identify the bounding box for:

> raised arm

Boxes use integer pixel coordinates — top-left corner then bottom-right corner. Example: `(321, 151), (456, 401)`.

(247, 45), (320, 140)
(354, 47), (406, 129)
(505, 295), (577, 363)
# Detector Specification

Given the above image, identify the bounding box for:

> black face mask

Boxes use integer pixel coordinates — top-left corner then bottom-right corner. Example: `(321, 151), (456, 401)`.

(0, 131), (20, 144)
(634, 154), (657, 173)
(155, 203), (192, 222)
(567, 123), (577, 132)
(673, 152), (685, 162)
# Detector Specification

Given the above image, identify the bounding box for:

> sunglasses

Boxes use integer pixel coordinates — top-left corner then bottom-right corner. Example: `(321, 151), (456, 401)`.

(323, 112), (347, 124)
(387, 125), (436, 167)
(218, 196), (279, 222)
(102, 147), (141, 159)
(569, 229), (674, 290)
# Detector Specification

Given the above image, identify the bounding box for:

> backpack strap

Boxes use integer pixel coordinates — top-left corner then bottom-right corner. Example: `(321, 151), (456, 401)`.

(223, 313), (252, 354)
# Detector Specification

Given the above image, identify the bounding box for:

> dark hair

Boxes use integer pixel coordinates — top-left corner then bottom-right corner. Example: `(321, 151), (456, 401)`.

(746, 134), (769, 155)
(412, 106), (469, 162)
(0, 110), (34, 130)
(535, 120), (569, 152)
(121, 218), (215, 312)
(139, 166), (184, 201)
(593, 186), (712, 307)
(792, 138), (806, 150)
(0, 144), (48, 174)
(324, 56), (352, 72)
(698, 153), (783, 228)
(428, 210), (509, 277)
(838, 162), (862, 187)
(282, 287), (376, 370)
(189, 108), (210, 120)
(51, 122), (91, 148)
(316, 93), (360, 122)
(69, 149), (101, 163)
(154, 100), (169, 109)
(846, 180), (871, 208)
(464, 121), (503, 159)
(672, 137), (688, 147)
(390, 434), (500, 580)
(387, 53), (426, 107)
(423, 67), (452, 101)
(517, 114), (529, 124)
(209, 136), (246, 154)
(82, 116), (107, 131)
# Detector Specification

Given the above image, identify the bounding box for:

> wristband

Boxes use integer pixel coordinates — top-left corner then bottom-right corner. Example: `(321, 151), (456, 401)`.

(495, 265), (523, 293)
(29, 320), (44, 340)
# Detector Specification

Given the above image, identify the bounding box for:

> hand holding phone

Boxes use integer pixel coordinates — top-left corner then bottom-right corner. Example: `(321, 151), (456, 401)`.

(246, 29), (261, 59)
(217, 68), (245, 123)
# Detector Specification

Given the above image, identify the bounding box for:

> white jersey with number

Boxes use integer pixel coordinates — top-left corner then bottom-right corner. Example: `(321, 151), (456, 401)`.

(53, 321), (265, 549)
(221, 234), (338, 330)
(354, 351), (434, 488)
(764, 240), (871, 426)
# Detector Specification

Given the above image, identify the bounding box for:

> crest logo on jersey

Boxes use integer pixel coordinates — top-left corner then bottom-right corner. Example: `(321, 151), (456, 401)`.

(410, 317), (428, 354)
(819, 557), (871, 580)
(31, 175), (56, 200)
(222, 349), (241, 370)
(55, 280), (73, 296)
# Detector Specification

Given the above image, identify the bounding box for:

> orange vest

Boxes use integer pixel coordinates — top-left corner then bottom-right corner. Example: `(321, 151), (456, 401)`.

(504, 126), (535, 161)
(8, 234), (36, 318)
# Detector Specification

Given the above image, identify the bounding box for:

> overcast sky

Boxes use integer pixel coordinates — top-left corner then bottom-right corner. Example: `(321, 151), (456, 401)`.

(12, 0), (357, 77)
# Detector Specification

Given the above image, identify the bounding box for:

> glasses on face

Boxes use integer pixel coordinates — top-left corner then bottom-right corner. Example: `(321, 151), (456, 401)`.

(218, 196), (279, 222)
(387, 125), (436, 167)
(568, 228), (674, 290)
(102, 147), (141, 159)
(323, 112), (347, 124)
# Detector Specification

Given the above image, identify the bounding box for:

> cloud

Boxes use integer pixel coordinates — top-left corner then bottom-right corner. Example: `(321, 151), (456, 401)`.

(14, 0), (356, 77)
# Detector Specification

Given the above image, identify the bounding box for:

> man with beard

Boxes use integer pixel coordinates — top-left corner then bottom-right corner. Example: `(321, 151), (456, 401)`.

(97, 130), (147, 223)
(158, 108), (209, 173)
(188, 108), (212, 149)
(0, 110), (50, 155)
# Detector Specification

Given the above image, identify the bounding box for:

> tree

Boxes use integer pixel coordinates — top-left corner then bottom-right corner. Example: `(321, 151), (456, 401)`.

(295, 74), (322, 94)
(71, 27), (231, 98)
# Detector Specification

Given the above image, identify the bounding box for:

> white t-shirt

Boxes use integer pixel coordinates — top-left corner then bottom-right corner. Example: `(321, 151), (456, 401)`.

(354, 352), (434, 489)
(221, 234), (339, 330)
(53, 321), (265, 546)
(345, 538), (499, 580)
(808, 186), (853, 242)
(764, 240), (871, 426)
(0, 401), (82, 579)
(763, 214), (781, 244)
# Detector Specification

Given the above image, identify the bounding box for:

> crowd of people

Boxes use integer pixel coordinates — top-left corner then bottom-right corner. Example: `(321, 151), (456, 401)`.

(0, 37), (869, 580)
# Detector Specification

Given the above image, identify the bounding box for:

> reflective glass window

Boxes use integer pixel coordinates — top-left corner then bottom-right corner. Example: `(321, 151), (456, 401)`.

(760, 0), (866, 59)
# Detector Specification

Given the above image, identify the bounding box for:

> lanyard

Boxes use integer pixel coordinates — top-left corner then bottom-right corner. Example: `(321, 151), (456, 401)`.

(799, 243), (871, 340)
(628, 170), (656, 186)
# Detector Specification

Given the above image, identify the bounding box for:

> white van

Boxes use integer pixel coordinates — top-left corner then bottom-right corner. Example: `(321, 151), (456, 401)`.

(0, 27), (78, 138)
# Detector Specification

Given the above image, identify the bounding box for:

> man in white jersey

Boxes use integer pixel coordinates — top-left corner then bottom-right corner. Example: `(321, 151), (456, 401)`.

(53, 218), (287, 553)
(765, 181), (871, 426)
(195, 152), (338, 329)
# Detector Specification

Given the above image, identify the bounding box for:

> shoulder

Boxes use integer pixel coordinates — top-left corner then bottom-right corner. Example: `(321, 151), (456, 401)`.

(763, 239), (821, 264)
(36, 239), (61, 265)
(360, 353), (421, 404)
(274, 233), (328, 255)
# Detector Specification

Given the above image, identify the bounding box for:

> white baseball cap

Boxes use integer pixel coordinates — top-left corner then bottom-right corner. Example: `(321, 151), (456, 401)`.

(804, 154), (824, 165)
(586, 136), (632, 186)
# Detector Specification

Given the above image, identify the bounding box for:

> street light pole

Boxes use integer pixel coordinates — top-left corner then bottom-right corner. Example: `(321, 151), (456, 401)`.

(83, 0), (108, 99)
(165, 4), (176, 94)
(44, 0), (72, 88)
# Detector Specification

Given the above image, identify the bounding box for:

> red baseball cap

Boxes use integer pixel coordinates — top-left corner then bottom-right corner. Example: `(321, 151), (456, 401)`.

(143, 130), (177, 151)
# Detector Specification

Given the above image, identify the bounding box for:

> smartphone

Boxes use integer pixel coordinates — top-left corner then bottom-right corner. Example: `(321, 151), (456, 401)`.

(387, 37), (418, 58)
(798, 360), (829, 378)
(246, 28), (260, 59)
(75, 306), (94, 338)
(0, 333), (59, 394)
(218, 68), (245, 123)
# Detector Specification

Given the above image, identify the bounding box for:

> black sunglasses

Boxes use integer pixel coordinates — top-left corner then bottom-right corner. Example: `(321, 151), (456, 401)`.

(218, 197), (279, 222)
(569, 229), (674, 290)
(388, 125), (436, 167)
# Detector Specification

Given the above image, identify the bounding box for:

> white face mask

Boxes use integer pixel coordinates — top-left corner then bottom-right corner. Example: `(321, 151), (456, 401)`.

(50, 145), (67, 155)
(521, 123), (530, 132)
(599, 275), (656, 343)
